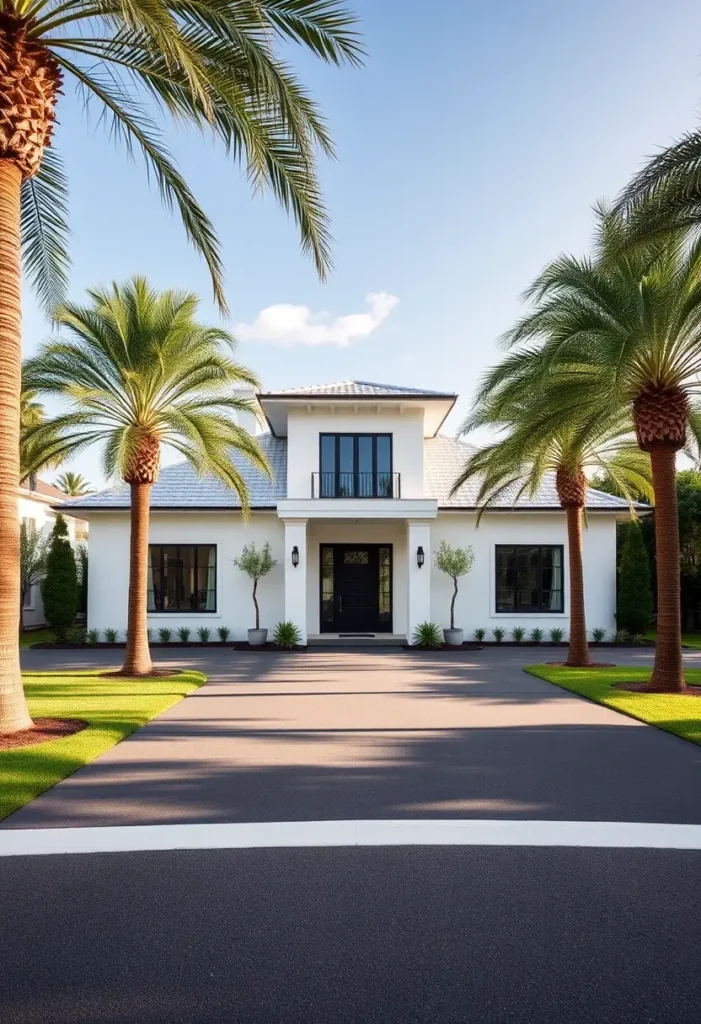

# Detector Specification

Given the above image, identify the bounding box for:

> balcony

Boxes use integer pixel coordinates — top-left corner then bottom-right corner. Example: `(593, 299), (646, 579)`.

(311, 471), (401, 499)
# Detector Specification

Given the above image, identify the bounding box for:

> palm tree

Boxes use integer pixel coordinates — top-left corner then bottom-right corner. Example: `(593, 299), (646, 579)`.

(55, 471), (92, 496)
(23, 276), (271, 679)
(496, 215), (701, 691)
(0, 0), (362, 733)
(453, 363), (652, 666)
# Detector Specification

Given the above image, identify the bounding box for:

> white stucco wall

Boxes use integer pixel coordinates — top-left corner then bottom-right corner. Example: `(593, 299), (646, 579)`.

(87, 512), (285, 639)
(430, 511), (617, 637)
(285, 407), (425, 500)
(19, 492), (79, 628)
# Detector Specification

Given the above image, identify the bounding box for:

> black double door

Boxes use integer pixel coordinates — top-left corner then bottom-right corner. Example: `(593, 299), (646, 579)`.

(320, 544), (392, 633)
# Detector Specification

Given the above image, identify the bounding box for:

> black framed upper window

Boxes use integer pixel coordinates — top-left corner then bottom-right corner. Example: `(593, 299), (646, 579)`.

(318, 434), (393, 498)
(148, 544), (217, 612)
(495, 545), (564, 613)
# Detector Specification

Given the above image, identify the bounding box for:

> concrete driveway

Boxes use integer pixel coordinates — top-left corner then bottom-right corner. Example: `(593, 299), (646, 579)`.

(8, 645), (701, 828)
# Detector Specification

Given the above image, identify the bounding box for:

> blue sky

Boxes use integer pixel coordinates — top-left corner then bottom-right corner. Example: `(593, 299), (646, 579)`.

(25, 0), (701, 485)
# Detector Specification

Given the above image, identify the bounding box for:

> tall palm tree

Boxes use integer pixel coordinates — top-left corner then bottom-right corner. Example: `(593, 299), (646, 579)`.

(23, 277), (271, 683)
(453, 362), (652, 666)
(0, 0), (361, 733)
(497, 215), (701, 691)
(54, 471), (92, 496)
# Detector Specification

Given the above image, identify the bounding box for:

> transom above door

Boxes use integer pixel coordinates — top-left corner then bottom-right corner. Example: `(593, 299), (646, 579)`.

(317, 434), (397, 498)
(320, 544), (392, 633)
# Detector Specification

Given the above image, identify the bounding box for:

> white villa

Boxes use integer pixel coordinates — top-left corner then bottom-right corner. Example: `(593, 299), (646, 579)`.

(56, 381), (636, 644)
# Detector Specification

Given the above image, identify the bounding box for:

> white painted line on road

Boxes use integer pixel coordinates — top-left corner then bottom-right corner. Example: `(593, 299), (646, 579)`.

(3, 819), (701, 856)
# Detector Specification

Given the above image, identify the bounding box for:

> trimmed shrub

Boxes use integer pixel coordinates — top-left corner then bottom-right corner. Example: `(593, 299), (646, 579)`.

(273, 621), (302, 649)
(511, 627), (525, 643)
(591, 627), (607, 643)
(549, 628), (564, 643)
(158, 627), (172, 644)
(614, 627), (632, 644)
(473, 628), (486, 641)
(493, 627), (505, 643)
(617, 521), (653, 635)
(529, 628), (543, 644)
(104, 628), (118, 643)
(217, 626), (231, 643)
(197, 627), (211, 643)
(87, 629), (100, 645)
(67, 625), (87, 645)
(41, 514), (78, 641)
(412, 622), (442, 648)
(178, 627), (191, 643)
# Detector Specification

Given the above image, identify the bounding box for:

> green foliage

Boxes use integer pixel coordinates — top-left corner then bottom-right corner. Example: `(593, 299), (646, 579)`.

(549, 627), (564, 643)
(178, 627), (191, 643)
(197, 627), (211, 643)
(23, 279), (271, 513)
(87, 629), (100, 645)
(591, 627), (608, 643)
(529, 628), (544, 644)
(217, 626), (231, 643)
(617, 522), (653, 635)
(66, 626), (87, 645)
(434, 541), (474, 629)
(18, 1), (364, 316)
(412, 622), (443, 649)
(233, 542), (278, 629)
(56, 472), (93, 497)
(614, 628), (632, 644)
(273, 621), (302, 649)
(76, 545), (88, 616)
(40, 515), (78, 642)
(104, 628), (118, 643)
(473, 628), (486, 641)
(511, 627), (525, 643)
(493, 627), (505, 643)
(158, 628), (173, 644)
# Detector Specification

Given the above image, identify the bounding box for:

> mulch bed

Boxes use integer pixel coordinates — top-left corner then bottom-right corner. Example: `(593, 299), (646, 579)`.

(0, 718), (86, 751)
(404, 643), (483, 652)
(613, 681), (701, 696)
(229, 642), (306, 652)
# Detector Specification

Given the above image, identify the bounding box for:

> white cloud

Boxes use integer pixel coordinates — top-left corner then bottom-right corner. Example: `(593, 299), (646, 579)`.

(235, 292), (399, 347)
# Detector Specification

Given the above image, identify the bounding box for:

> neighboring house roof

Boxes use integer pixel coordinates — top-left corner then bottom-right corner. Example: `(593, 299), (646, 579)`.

(58, 432), (643, 514)
(259, 380), (455, 398)
(425, 435), (647, 511)
(57, 434), (287, 511)
(19, 478), (69, 502)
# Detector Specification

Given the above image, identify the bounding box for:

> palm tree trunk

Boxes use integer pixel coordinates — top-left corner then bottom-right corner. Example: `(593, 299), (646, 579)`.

(121, 481), (153, 676)
(564, 505), (591, 667)
(649, 445), (685, 692)
(0, 160), (32, 733)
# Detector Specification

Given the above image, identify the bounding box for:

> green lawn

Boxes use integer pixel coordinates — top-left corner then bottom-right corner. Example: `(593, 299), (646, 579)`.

(20, 628), (54, 647)
(645, 630), (701, 649)
(525, 664), (701, 747)
(0, 670), (206, 821)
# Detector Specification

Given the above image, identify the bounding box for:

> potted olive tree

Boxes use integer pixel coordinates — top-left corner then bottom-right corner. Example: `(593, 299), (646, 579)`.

(233, 542), (278, 646)
(435, 541), (474, 646)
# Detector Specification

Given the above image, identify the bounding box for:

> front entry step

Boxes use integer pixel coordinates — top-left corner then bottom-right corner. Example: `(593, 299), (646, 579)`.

(307, 634), (406, 648)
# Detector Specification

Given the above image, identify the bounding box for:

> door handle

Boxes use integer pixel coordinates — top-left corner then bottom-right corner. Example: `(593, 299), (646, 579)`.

(338, 595), (343, 613)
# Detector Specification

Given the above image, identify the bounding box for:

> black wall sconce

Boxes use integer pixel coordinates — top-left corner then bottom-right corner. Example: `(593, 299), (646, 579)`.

(417, 546), (425, 568)
(291, 545), (300, 568)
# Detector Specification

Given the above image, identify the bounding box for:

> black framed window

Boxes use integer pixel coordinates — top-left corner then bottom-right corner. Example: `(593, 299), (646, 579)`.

(148, 544), (217, 612)
(319, 434), (393, 497)
(495, 545), (564, 613)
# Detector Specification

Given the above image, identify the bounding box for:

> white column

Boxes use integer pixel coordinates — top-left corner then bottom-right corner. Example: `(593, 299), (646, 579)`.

(283, 519), (308, 643)
(407, 520), (432, 643)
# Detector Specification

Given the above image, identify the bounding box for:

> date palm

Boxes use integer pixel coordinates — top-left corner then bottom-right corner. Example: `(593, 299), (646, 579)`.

(498, 212), (701, 691)
(454, 358), (652, 666)
(55, 471), (92, 496)
(23, 276), (271, 682)
(0, 0), (361, 732)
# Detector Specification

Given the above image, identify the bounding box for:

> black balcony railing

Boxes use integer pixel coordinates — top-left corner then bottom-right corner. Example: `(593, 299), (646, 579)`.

(311, 471), (401, 499)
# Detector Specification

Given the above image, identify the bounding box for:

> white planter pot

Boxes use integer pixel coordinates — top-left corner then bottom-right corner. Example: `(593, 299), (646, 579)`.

(248, 628), (267, 647)
(443, 628), (463, 647)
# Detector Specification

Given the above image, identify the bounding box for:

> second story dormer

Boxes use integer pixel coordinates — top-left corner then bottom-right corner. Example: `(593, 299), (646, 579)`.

(256, 380), (457, 501)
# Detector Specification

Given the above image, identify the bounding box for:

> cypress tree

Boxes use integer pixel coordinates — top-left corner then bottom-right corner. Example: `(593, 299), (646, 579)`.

(41, 515), (78, 641)
(617, 521), (653, 635)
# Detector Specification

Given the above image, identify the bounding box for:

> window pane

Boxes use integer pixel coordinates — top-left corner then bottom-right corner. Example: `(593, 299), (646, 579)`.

(148, 545), (216, 612)
(321, 546), (334, 624)
(495, 545), (564, 614)
(378, 547), (391, 622)
(496, 547), (515, 611)
(161, 546), (178, 610)
(358, 436), (373, 496)
(320, 436), (335, 496)
(338, 436), (354, 496)
(344, 549), (369, 564)
(376, 436), (391, 474)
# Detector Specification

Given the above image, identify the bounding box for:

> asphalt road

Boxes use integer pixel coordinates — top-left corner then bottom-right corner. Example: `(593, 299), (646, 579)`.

(4, 845), (701, 1024)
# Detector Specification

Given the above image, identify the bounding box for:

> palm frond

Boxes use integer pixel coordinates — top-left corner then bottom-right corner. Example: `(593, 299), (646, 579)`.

(20, 148), (70, 315)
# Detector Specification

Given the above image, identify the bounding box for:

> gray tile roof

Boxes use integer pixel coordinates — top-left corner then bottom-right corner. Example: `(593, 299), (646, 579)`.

(424, 435), (644, 510)
(260, 379), (455, 398)
(57, 433), (641, 513)
(58, 434), (286, 510)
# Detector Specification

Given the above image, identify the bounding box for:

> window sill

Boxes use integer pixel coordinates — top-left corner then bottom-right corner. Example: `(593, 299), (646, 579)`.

(489, 612), (566, 618)
(147, 612), (221, 619)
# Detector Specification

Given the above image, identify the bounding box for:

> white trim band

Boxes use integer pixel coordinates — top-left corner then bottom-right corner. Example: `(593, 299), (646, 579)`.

(3, 819), (701, 857)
